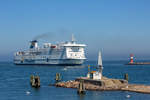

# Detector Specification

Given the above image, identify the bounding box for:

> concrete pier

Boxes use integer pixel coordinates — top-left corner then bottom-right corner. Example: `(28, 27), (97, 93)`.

(54, 77), (150, 94)
(126, 62), (150, 65)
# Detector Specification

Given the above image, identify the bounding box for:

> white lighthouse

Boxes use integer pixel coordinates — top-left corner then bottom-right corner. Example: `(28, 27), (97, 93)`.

(87, 51), (103, 80)
(98, 51), (103, 79)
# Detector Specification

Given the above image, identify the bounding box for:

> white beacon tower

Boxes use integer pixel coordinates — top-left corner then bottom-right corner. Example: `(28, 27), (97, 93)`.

(98, 51), (103, 79)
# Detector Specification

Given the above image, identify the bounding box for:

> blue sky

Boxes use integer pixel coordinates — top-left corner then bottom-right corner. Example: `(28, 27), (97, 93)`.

(0, 0), (150, 61)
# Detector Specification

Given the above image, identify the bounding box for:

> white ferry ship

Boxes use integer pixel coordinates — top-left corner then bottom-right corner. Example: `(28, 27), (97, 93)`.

(14, 35), (86, 65)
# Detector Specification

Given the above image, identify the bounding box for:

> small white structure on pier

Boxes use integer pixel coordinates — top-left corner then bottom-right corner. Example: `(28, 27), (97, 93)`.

(87, 51), (103, 80)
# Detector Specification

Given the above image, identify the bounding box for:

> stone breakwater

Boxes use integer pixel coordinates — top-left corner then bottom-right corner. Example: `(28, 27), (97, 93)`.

(54, 77), (150, 94)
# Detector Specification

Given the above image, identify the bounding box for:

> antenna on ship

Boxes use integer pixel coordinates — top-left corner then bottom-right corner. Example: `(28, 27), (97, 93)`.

(71, 34), (76, 43)
(98, 51), (103, 76)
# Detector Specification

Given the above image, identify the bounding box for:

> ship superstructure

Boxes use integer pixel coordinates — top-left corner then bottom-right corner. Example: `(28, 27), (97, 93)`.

(14, 35), (86, 65)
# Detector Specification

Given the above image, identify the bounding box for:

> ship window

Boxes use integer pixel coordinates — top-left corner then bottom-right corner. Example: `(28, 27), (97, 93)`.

(71, 47), (79, 52)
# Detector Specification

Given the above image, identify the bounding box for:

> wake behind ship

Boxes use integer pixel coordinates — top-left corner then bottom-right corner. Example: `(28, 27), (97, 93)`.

(14, 35), (86, 65)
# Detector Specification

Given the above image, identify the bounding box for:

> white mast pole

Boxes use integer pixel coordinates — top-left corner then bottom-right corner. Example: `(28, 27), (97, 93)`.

(71, 34), (75, 42)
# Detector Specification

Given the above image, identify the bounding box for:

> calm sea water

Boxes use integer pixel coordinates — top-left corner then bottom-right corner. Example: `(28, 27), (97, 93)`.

(0, 60), (150, 100)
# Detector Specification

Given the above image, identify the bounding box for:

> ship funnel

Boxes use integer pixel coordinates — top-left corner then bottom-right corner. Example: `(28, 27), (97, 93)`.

(30, 40), (38, 49)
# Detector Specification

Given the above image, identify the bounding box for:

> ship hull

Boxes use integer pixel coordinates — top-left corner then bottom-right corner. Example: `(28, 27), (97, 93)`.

(14, 59), (85, 65)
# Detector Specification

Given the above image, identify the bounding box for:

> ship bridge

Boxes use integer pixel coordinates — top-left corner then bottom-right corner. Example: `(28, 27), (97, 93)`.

(63, 42), (86, 60)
